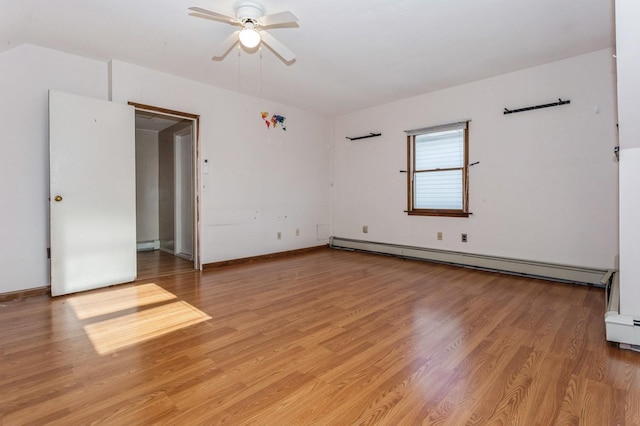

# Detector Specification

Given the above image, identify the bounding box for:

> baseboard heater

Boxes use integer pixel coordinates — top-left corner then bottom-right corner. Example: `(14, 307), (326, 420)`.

(136, 240), (160, 251)
(330, 237), (609, 286)
(605, 272), (640, 347)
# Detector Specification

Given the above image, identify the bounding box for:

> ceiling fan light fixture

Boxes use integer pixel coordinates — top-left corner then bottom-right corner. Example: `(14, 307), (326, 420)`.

(189, 3), (297, 61)
(239, 22), (261, 48)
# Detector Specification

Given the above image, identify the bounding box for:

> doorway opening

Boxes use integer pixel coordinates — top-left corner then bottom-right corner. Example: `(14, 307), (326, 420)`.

(130, 102), (200, 280)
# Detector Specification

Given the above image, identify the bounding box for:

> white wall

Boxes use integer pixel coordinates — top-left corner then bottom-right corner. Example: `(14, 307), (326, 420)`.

(333, 49), (618, 269)
(135, 129), (159, 243)
(110, 60), (332, 265)
(0, 44), (108, 293)
(0, 45), (330, 294)
(616, 0), (640, 317)
(0, 43), (618, 294)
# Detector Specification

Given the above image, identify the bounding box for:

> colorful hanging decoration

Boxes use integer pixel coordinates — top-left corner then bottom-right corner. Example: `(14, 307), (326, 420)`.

(261, 112), (287, 131)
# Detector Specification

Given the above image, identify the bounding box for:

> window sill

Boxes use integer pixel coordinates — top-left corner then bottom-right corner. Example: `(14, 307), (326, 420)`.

(407, 210), (471, 218)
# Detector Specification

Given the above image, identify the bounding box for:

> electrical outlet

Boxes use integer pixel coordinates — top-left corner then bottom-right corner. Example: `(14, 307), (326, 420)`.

(461, 233), (467, 243)
(362, 225), (368, 233)
(437, 232), (443, 241)
(296, 228), (300, 236)
(277, 232), (282, 240)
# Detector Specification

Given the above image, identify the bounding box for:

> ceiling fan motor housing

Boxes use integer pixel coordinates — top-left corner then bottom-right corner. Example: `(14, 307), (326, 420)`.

(235, 1), (264, 21)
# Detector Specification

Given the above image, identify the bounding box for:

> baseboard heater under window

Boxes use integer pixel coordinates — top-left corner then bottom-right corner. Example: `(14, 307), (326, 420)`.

(330, 237), (609, 286)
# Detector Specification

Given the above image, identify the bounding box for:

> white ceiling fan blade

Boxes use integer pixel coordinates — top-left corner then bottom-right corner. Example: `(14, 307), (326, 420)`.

(258, 11), (298, 27)
(260, 31), (295, 62)
(188, 7), (238, 24)
(212, 31), (240, 60)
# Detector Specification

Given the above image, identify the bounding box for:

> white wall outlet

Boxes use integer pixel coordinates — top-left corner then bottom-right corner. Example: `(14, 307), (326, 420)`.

(296, 228), (300, 236)
(363, 225), (368, 233)
(437, 232), (443, 240)
(461, 233), (468, 242)
(277, 232), (282, 240)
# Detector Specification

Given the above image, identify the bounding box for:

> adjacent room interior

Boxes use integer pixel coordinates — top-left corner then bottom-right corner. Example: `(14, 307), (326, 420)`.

(134, 108), (199, 280)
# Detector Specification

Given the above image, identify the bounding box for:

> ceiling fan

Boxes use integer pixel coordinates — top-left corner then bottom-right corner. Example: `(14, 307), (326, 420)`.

(188, 2), (298, 62)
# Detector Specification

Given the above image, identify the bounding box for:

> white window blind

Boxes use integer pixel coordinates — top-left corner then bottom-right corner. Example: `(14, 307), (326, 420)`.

(415, 129), (464, 170)
(414, 170), (463, 209)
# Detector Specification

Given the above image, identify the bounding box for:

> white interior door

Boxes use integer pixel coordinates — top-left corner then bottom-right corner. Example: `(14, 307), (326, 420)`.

(49, 90), (136, 296)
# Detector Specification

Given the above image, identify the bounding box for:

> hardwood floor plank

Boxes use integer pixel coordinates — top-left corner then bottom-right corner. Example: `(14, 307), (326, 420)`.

(136, 250), (194, 281)
(447, 346), (539, 424)
(512, 353), (572, 424)
(623, 388), (640, 425)
(214, 371), (315, 424)
(417, 341), (499, 424)
(556, 374), (586, 425)
(293, 341), (376, 378)
(1, 249), (640, 424)
(483, 349), (545, 424)
(338, 357), (432, 425)
(380, 368), (457, 425)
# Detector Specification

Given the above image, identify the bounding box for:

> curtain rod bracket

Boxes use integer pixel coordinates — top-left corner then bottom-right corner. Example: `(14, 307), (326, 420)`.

(346, 132), (382, 141)
(504, 98), (570, 115)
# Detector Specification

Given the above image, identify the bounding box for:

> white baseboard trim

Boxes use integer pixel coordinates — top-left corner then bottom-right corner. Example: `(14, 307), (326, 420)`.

(176, 252), (193, 261)
(330, 237), (609, 286)
(159, 247), (175, 255)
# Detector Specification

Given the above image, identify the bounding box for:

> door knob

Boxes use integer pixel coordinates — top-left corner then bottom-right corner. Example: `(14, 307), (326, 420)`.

(54, 195), (63, 202)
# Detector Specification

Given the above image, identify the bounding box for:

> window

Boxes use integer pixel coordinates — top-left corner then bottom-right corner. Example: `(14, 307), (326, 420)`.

(406, 121), (470, 217)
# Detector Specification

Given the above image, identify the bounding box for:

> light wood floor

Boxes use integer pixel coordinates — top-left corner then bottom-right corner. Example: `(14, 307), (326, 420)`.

(1, 249), (639, 425)
(136, 250), (195, 281)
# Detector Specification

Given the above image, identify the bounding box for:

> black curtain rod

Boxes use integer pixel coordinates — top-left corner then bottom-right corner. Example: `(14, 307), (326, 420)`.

(346, 133), (381, 141)
(504, 98), (570, 115)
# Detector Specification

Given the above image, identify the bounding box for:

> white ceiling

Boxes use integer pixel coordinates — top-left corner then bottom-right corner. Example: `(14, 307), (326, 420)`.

(0, 0), (615, 117)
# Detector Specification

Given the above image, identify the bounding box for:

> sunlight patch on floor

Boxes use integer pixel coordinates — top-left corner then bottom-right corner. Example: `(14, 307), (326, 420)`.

(83, 300), (211, 355)
(67, 283), (177, 320)
(67, 283), (211, 355)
